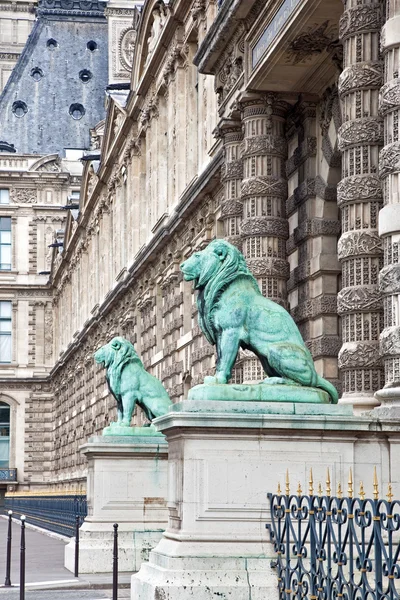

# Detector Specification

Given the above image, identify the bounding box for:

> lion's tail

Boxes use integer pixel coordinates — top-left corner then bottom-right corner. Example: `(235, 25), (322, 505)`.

(316, 376), (339, 404)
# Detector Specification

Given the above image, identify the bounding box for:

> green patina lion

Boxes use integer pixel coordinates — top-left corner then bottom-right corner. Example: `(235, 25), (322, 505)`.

(180, 239), (338, 404)
(94, 337), (172, 427)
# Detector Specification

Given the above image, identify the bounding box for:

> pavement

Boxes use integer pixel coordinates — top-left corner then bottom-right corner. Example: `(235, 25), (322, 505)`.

(0, 517), (132, 598)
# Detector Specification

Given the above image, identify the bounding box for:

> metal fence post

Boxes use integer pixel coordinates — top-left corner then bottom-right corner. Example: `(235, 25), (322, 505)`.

(74, 515), (80, 578)
(4, 510), (12, 586)
(19, 515), (26, 600)
(113, 523), (118, 600)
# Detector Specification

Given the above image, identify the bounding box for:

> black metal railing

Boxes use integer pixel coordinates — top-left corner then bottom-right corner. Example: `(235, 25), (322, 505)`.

(267, 470), (400, 600)
(5, 494), (87, 537)
(0, 469), (17, 481)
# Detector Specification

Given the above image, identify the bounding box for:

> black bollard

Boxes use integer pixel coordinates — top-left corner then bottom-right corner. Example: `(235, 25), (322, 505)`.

(113, 523), (118, 600)
(74, 515), (80, 578)
(19, 515), (26, 600)
(4, 510), (12, 586)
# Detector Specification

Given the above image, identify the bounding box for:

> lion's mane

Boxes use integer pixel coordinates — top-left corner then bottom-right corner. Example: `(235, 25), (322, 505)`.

(197, 241), (259, 345)
(105, 337), (143, 404)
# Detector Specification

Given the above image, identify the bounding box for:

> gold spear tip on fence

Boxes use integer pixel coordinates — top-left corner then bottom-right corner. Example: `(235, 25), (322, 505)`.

(359, 481), (365, 501)
(297, 481), (302, 497)
(326, 468), (331, 497)
(348, 468), (353, 499)
(373, 466), (379, 500)
(387, 482), (393, 503)
(318, 482), (323, 497)
(285, 469), (290, 496)
(337, 482), (343, 499)
(277, 482), (282, 495)
(309, 468), (314, 496)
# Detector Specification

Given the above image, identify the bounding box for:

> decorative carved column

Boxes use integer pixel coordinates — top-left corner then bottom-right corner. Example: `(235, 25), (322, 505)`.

(240, 93), (289, 382)
(375, 1), (400, 411)
(337, 1), (384, 411)
(218, 119), (243, 249)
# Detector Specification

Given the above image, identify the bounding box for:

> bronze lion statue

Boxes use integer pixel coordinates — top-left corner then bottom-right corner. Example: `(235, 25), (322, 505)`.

(180, 239), (338, 404)
(94, 337), (172, 427)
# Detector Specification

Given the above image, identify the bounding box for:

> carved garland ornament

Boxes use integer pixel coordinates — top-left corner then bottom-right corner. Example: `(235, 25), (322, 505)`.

(339, 5), (383, 40)
(337, 286), (382, 313)
(337, 174), (382, 206)
(338, 342), (381, 369)
(339, 62), (383, 97)
(337, 230), (382, 261)
(338, 117), (384, 150)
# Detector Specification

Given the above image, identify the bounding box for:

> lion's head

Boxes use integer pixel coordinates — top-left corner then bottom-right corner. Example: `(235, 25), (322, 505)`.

(94, 336), (143, 370)
(180, 240), (258, 345)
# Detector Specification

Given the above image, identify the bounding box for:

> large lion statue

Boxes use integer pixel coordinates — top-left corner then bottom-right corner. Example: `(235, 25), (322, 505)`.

(94, 337), (172, 427)
(180, 239), (338, 404)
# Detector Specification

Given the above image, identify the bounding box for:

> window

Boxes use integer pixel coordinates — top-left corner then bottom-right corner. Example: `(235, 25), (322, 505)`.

(69, 103), (85, 120)
(0, 402), (10, 467)
(0, 217), (11, 270)
(0, 302), (11, 363)
(0, 190), (9, 205)
(12, 100), (28, 118)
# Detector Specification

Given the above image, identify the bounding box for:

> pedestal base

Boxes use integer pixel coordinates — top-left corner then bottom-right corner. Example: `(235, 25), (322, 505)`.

(188, 382), (331, 403)
(64, 435), (168, 573)
(132, 399), (400, 600)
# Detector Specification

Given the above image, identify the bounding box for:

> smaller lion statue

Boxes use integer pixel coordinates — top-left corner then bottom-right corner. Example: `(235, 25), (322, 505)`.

(180, 239), (338, 404)
(94, 337), (172, 427)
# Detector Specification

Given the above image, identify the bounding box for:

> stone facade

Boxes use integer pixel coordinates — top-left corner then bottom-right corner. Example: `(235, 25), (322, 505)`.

(0, 0), (36, 93)
(1, 0), (400, 494)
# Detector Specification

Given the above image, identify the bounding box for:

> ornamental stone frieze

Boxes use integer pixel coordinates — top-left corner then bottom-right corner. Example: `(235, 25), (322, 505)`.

(241, 176), (287, 198)
(338, 118), (384, 150)
(339, 4), (383, 40)
(337, 0), (384, 410)
(339, 62), (383, 96)
(337, 230), (382, 260)
(379, 142), (400, 177)
(240, 217), (288, 238)
(337, 174), (382, 206)
(337, 286), (382, 313)
(379, 265), (400, 295)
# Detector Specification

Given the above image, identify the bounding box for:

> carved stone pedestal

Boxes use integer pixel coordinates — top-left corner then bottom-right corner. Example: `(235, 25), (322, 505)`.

(131, 400), (400, 600)
(65, 435), (168, 573)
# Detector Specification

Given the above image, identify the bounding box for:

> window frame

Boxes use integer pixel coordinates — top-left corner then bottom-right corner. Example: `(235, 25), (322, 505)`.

(0, 301), (12, 364)
(0, 216), (11, 271)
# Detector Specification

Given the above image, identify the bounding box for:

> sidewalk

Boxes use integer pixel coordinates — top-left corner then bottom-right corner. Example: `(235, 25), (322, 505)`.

(0, 517), (132, 591)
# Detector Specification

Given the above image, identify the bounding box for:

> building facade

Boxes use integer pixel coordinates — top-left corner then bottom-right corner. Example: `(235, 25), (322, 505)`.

(0, 0), (36, 93)
(2, 0), (400, 497)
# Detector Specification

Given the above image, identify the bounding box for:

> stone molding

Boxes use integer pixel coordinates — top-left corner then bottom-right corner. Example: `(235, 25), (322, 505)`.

(337, 285), (382, 314)
(338, 341), (381, 369)
(337, 230), (382, 261)
(338, 117), (384, 150)
(339, 4), (383, 41)
(339, 62), (383, 97)
(337, 174), (382, 206)
(240, 217), (288, 239)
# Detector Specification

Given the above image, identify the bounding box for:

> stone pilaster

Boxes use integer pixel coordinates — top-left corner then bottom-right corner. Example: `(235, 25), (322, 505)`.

(240, 94), (289, 382)
(337, 0), (385, 411)
(218, 119), (243, 249)
(375, 2), (400, 411)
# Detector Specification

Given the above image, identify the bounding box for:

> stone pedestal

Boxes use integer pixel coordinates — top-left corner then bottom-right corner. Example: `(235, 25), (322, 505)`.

(65, 434), (168, 574)
(131, 400), (400, 600)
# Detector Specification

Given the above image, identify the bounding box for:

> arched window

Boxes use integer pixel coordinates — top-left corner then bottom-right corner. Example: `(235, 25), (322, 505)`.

(0, 402), (10, 467)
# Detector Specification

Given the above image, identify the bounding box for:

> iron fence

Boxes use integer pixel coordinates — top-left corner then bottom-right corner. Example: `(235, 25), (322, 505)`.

(5, 494), (87, 537)
(0, 469), (17, 481)
(267, 470), (400, 600)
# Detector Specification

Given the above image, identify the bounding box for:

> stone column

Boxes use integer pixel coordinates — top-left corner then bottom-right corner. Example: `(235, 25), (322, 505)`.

(218, 119), (243, 249)
(375, 2), (400, 412)
(337, 1), (384, 412)
(240, 93), (289, 383)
